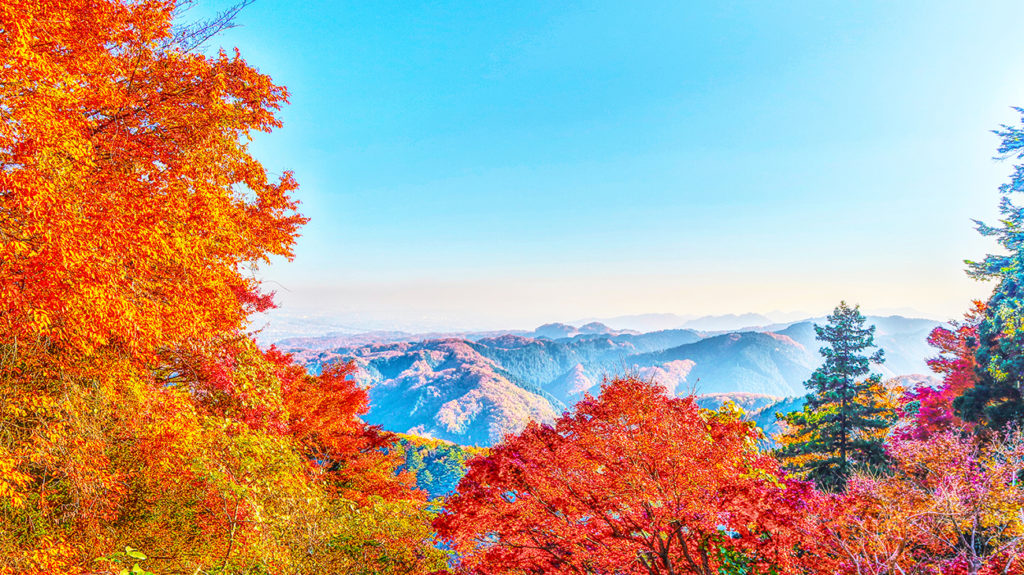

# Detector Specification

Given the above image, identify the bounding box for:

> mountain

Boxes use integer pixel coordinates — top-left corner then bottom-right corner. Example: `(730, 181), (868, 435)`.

(636, 360), (697, 396)
(695, 392), (783, 414)
(776, 315), (939, 377)
(312, 339), (559, 446)
(396, 435), (486, 499)
(276, 328), (533, 351)
(547, 363), (597, 404)
(283, 328), (705, 445)
(571, 313), (695, 332)
(531, 322), (640, 339)
(615, 329), (703, 353)
(532, 323), (577, 339)
(630, 331), (818, 397)
(280, 315), (942, 446)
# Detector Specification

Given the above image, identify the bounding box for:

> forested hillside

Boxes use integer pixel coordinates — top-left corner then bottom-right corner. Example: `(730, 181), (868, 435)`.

(281, 316), (938, 445)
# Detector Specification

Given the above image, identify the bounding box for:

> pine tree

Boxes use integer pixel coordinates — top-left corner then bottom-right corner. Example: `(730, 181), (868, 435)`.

(956, 109), (1024, 430)
(776, 302), (894, 491)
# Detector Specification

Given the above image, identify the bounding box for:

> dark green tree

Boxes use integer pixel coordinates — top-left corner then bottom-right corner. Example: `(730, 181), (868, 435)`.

(956, 109), (1024, 430)
(776, 302), (893, 491)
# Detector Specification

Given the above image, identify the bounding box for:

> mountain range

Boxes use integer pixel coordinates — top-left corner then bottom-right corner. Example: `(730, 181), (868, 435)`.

(280, 315), (942, 446)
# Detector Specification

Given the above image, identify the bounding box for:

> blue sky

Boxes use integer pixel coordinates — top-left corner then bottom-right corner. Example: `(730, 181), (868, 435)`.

(191, 1), (1024, 330)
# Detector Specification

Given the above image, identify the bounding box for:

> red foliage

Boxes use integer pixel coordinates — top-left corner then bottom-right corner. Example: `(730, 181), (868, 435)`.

(283, 360), (421, 503)
(898, 302), (984, 440)
(436, 377), (830, 575)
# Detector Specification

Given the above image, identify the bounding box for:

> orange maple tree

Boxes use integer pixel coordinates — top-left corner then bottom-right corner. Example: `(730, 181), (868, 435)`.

(0, 2), (447, 573)
(435, 377), (833, 575)
(1, 0), (305, 373)
(280, 355), (423, 503)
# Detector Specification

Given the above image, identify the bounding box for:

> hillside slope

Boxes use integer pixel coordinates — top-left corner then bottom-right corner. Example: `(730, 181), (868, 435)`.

(281, 316), (940, 446)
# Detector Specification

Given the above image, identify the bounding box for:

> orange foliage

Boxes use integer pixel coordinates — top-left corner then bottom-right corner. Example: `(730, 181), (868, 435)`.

(283, 358), (422, 503)
(0, 2), (446, 573)
(0, 0), (305, 374)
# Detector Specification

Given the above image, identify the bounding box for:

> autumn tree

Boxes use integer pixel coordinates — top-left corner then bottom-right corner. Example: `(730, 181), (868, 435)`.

(281, 359), (423, 503)
(435, 377), (831, 575)
(897, 303), (984, 440)
(957, 108), (1024, 430)
(826, 429), (1024, 575)
(0, 0), (303, 565)
(0, 2), (447, 572)
(776, 302), (894, 491)
(1, 0), (305, 372)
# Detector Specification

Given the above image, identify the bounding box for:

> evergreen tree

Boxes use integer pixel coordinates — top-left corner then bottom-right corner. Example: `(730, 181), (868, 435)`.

(776, 302), (894, 491)
(956, 108), (1024, 430)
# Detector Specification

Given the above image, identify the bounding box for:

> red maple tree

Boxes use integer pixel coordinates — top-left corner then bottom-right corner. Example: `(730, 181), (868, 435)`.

(436, 377), (831, 575)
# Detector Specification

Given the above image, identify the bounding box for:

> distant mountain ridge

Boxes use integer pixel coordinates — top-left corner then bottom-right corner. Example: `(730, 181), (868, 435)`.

(280, 315), (941, 446)
(630, 331), (815, 397)
(533, 322), (640, 339)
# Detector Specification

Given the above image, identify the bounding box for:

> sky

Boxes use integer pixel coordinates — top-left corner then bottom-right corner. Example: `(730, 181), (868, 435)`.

(189, 0), (1024, 332)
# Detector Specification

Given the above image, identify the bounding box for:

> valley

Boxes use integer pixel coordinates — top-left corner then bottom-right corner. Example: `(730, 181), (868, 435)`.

(278, 314), (940, 445)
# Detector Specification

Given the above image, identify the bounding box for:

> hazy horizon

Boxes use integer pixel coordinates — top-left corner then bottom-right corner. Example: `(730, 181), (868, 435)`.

(254, 302), (954, 341)
(189, 1), (1022, 330)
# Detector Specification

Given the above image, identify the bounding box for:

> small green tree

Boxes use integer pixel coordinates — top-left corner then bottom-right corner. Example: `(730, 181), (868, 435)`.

(776, 302), (893, 491)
